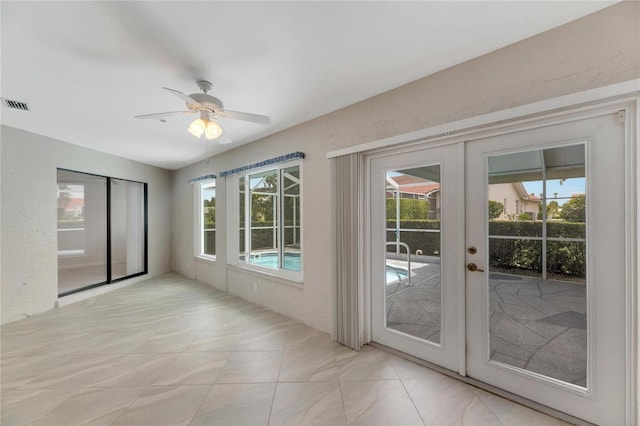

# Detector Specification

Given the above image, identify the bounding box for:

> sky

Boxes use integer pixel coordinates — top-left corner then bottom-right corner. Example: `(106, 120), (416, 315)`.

(523, 178), (585, 205)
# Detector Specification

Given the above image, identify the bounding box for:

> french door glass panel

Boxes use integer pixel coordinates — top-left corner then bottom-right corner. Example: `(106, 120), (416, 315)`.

(487, 145), (587, 385)
(385, 166), (442, 344)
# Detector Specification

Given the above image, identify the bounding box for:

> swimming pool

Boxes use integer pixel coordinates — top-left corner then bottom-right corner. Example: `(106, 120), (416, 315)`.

(246, 252), (301, 271)
(245, 252), (408, 285)
(386, 265), (409, 285)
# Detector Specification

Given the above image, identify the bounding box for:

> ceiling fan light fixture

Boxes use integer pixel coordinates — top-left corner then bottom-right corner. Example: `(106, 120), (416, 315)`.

(187, 118), (205, 138)
(204, 119), (223, 140)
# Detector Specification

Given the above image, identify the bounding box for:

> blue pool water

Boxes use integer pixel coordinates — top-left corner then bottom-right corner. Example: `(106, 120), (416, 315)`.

(248, 252), (301, 271)
(246, 252), (408, 284)
(386, 265), (409, 285)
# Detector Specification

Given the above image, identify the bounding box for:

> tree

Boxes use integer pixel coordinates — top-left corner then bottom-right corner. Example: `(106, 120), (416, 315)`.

(488, 200), (504, 219)
(560, 195), (585, 222)
(546, 200), (559, 218)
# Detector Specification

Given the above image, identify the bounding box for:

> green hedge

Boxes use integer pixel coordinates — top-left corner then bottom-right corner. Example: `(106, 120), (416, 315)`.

(386, 220), (441, 256)
(386, 198), (436, 220)
(240, 221), (301, 251)
(386, 219), (586, 279)
(488, 220), (586, 278)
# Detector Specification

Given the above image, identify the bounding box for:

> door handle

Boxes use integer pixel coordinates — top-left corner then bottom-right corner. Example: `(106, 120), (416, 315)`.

(467, 263), (484, 272)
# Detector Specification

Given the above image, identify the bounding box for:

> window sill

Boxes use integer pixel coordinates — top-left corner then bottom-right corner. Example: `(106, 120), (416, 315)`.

(195, 255), (217, 264)
(227, 264), (303, 288)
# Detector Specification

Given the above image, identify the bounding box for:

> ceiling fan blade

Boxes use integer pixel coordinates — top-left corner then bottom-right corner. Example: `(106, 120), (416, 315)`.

(219, 110), (271, 125)
(163, 87), (200, 105)
(135, 111), (195, 119)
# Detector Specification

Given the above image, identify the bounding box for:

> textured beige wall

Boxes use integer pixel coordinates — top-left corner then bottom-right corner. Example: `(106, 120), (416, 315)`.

(0, 126), (173, 324)
(172, 2), (639, 332)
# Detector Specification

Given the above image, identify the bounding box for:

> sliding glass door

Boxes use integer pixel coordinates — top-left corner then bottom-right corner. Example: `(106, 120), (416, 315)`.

(110, 179), (146, 280)
(57, 169), (148, 296)
(57, 170), (108, 294)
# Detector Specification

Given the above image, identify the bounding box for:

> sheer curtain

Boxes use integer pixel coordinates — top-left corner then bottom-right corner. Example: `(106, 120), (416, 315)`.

(332, 153), (363, 350)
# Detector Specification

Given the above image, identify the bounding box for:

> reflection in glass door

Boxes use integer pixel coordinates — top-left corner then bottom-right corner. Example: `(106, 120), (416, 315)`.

(57, 170), (107, 294)
(487, 145), (587, 385)
(385, 166), (442, 344)
(110, 179), (146, 280)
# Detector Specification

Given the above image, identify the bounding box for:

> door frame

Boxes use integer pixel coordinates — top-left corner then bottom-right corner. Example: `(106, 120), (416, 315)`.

(361, 97), (638, 424)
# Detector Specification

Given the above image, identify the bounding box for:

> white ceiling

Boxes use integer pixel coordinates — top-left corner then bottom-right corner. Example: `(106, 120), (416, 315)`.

(1, 1), (616, 170)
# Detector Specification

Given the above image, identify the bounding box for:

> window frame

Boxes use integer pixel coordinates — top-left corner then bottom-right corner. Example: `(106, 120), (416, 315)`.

(231, 161), (303, 282)
(195, 179), (217, 262)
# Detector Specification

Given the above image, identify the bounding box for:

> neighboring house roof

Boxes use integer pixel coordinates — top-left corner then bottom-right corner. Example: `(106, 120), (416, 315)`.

(64, 198), (84, 212)
(388, 176), (440, 196)
(514, 182), (540, 201)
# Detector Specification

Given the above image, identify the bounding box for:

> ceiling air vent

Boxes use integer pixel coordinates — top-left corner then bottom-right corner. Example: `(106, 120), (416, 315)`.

(1, 98), (30, 111)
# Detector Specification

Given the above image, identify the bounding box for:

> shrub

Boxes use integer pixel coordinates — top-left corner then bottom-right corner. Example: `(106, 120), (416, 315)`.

(386, 198), (434, 220)
(385, 219), (586, 279)
(488, 201), (503, 219)
(386, 220), (440, 256)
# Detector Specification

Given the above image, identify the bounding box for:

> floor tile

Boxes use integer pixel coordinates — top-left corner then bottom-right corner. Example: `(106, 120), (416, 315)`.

(153, 352), (231, 385)
(388, 354), (448, 380)
(29, 386), (146, 426)
(284, 323), (339, 351)
(340, 380), (424, 426)
(190, 383), (276, 426)
(279, 350), (338, 382)
(0, 388), (77, 425)
(269, 382), (346, 425)
(91, 353), (178, 387)
(473, 388), (571, 426)
(236, 326), (289, 351)
(185, 329), (244, 352)
(404, 378), (502, 425)
(111, 384), (211, 426)
(216, 351), (283, 383)
(337, 346), (398, 381)
(21, 353), (124, 389)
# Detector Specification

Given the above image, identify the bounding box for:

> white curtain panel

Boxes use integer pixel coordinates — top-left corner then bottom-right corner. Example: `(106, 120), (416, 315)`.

(333, 153), (362, 350)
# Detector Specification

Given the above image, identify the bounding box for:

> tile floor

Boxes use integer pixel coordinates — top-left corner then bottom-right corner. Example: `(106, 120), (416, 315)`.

(1, 273), (571, 425)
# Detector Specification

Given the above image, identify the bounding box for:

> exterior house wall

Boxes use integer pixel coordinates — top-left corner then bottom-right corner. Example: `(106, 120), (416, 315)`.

(171, 2), (639, 332)
(489, 183), (518, 217)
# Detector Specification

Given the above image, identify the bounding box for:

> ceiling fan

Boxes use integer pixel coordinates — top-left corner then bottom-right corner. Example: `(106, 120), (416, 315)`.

(135, 80), (270, 142)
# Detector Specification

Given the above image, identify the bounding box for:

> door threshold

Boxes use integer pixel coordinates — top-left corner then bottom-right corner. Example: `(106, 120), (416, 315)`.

(369, 342), (594, 426)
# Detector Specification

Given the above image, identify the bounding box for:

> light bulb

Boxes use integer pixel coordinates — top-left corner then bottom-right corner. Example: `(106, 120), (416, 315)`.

(188, 118), (205, 138)
(204, 120), (223, 140)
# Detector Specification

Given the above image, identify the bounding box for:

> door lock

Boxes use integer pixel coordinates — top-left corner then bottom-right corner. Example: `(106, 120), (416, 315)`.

(467, 246), (477, 255)
(467, 263), (484, 272)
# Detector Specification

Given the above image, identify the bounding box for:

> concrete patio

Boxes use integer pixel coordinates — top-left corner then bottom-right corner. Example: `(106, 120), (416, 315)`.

(385, 257), (586, 386)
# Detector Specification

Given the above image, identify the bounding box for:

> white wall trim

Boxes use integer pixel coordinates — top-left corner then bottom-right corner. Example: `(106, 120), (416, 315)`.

(327, 79), (640, 159)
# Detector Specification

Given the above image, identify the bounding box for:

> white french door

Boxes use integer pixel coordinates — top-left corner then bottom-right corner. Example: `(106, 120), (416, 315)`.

(369, 109), (630, 424)
(465, 111), (627, 424)
(370, 142), (464, 373)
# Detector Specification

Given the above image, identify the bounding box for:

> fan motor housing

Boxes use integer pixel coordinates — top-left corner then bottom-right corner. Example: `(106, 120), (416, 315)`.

(187, 93), (224, 113)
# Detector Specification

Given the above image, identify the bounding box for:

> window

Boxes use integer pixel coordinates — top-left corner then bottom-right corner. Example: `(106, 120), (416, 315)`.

(199, 181), (216, 258)
(57, 169), (147, 296)
(237, 164), (302, 278)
